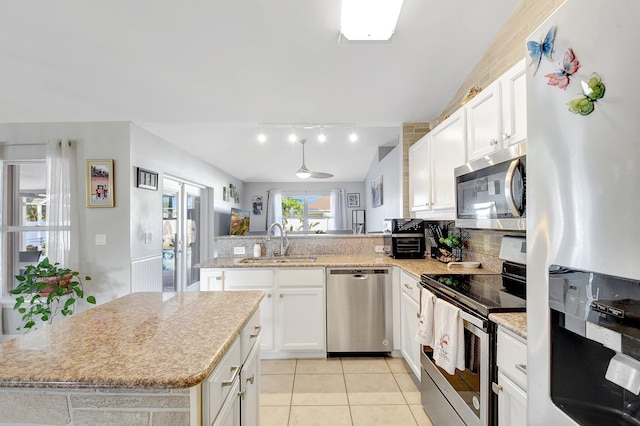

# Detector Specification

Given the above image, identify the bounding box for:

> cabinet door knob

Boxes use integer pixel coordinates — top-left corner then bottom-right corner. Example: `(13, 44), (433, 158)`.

(280, 294), (284, 298)
(515, 363), (527, 375)
(267, 293), (272, 298)
(246, 374), (255, 384)
(503, 133), (511, 140)
(238, 389), (246, 400)
(492, 382), (503, 394)
(490, 139), (498, 146)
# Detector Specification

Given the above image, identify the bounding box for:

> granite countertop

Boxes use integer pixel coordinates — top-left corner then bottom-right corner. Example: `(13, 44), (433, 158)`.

(198, 255), (500, 278)
(490, 312), (527, 339)
(0, 291), (263, 389)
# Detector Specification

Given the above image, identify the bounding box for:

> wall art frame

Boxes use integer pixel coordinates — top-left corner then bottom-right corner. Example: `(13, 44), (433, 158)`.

(347, 192), (360, 208)
(86, 159), (114, 208)
(136, 167), (158, 191)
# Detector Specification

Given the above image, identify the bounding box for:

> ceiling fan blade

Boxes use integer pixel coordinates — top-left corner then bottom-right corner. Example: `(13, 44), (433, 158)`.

(309, 171), (334, 179)
(295, 138), (333, 179)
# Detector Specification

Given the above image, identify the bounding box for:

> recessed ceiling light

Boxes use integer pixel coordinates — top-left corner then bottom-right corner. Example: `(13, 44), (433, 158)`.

(257, 132), (266, 143)
(288, 127), (297, 143)
(340, 0), (404, 41)
(349, 131), (358, 142)
(318, 128), (327, 143)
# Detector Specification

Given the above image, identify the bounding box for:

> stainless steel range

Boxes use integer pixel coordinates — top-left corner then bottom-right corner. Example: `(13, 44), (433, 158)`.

(419, 236), (526, 426)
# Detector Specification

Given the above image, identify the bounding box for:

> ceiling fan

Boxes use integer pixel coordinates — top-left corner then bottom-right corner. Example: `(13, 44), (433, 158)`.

(296, 139), (333, 179)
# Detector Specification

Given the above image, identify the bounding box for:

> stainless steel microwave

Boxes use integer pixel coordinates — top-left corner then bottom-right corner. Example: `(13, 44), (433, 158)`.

(455, 142), (526, 230)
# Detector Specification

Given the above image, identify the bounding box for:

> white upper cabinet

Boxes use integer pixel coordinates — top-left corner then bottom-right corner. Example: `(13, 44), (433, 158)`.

(408, 109), (466, 219)
(466, 59), (527, 162)
(430, 109), (467, 212)
(500, 59), (527, 147)
(409, 135), (431, 213)
(466, 80), (501, 160)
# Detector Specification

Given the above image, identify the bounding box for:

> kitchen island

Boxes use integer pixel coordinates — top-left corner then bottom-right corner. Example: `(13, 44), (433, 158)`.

(0, 291), (263, 425)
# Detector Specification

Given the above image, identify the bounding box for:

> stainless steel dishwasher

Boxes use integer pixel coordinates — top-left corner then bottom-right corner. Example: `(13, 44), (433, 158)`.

(326, 267), (392, 354)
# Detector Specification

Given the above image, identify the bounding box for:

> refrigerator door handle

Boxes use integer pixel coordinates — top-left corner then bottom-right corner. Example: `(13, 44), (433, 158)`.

(504, 159), (524, 217)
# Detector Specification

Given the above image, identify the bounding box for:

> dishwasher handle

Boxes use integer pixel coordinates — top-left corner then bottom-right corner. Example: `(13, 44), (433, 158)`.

(352, 274), (369, 280)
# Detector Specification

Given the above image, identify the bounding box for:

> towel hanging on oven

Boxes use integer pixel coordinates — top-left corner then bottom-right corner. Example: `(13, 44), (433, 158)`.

(433, 299), (465, 375)
(415, 288), (436, 347)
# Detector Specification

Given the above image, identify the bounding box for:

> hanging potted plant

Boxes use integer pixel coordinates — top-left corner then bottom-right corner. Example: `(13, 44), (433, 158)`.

(9, 257), (96, 330)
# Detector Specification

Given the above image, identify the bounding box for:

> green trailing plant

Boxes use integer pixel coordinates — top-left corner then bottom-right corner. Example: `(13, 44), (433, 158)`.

(9, 257), (96, 330)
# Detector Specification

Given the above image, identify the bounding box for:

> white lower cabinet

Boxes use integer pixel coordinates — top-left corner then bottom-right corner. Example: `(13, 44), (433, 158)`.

(203, 308), (261, 426)
(211, 267), (326, 358)
(212, 379), (241, 426)
(495, 327), (527, 426)
(399, 271), (421, 379)
(278, 286), (325, 351)
(240, 338), (260, 426)
(496, 371), (527, 426)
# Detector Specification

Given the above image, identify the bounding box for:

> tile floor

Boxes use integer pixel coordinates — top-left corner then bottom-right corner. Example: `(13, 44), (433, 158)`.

(260, 357), (434, 426)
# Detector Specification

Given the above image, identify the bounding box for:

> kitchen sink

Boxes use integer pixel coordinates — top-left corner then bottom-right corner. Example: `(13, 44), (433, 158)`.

(238, 256), (318, 264)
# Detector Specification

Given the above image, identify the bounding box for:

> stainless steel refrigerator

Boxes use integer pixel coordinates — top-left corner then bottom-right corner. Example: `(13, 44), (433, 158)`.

(528, 0), (640, 424)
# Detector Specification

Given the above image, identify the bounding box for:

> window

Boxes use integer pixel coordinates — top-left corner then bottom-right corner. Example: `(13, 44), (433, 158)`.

(281, 193), (332, 232)
(4, 162), (48, 293)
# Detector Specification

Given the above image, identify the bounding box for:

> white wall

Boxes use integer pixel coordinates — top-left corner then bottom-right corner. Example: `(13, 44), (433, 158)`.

(242, 181), (366, 232)
(364, 145), (402, 232)
(0, 122), (132, 307)
(129, 124), (245, 259)
(0, 122), (248, 334)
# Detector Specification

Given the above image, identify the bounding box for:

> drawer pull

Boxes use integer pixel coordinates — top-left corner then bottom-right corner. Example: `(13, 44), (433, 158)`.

(215, 276), (222, 281)
(246, 374), (255, 384)
(250, 325), (262, 338)
(515, 363), (527, 375)
(492, 382), (503, 394)
(221, 365), (240, 386)
(267, 293), (272, 298)
(403, 283), (413, 289)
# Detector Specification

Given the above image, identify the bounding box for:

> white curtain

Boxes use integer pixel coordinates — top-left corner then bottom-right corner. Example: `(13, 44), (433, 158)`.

(266, 189), (282, 234)
(46, 140), (75, 266)
(330, 189), (347, 230)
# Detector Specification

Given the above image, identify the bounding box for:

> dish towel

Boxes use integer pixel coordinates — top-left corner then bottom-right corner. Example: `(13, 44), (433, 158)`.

(415, 288), (436, 347)
(433, 298), (465, 375)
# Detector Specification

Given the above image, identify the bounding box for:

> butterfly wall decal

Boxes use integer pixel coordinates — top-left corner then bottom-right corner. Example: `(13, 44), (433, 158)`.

(545, 48), (580, 90)
(567, 73), (606, 115)
(528, 26), (557, 76)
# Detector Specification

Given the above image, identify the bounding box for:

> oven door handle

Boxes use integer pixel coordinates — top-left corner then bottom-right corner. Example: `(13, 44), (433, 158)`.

(459, 309), (486, 330)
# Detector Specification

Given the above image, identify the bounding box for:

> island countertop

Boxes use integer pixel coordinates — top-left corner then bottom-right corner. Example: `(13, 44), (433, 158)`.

(0, 291), (263, 389)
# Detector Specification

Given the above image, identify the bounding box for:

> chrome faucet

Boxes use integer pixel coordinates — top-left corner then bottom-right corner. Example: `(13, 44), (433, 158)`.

(266, 222), (289, 256)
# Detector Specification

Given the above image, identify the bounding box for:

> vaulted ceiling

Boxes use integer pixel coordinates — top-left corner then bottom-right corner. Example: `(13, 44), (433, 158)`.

(0, 0), (519, 182)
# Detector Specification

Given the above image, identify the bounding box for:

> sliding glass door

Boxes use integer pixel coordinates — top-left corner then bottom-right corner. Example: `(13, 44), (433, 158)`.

(162, 178), (202, 292)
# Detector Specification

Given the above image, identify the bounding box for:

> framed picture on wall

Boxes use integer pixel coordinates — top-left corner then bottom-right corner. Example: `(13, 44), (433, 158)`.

(252, 196), (263, 215)
(371, 175), (383, 207)
(136, 167), (158, 190)
(86, 159), (115, 208)
(347, 193), (360, 208)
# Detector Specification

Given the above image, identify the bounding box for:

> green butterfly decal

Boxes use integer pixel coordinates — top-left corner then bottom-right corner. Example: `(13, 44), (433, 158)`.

(568, 72), (606, 115)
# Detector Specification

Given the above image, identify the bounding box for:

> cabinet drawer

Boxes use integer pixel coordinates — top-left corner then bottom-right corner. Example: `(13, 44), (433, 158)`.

(203, 337), (242, 426)
(278, 268), (324, 287)
(400, 272), (421, 304)
(224, 269), (273, 288)
(497, 328), (527, 389)
(241, 308), (261, 361)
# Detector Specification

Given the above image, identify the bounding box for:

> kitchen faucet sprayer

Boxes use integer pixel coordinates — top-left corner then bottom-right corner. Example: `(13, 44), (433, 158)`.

(266, 222), (289, 256)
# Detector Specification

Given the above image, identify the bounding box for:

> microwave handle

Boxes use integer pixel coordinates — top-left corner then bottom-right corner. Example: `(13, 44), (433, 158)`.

(504, 159), (523, 217)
